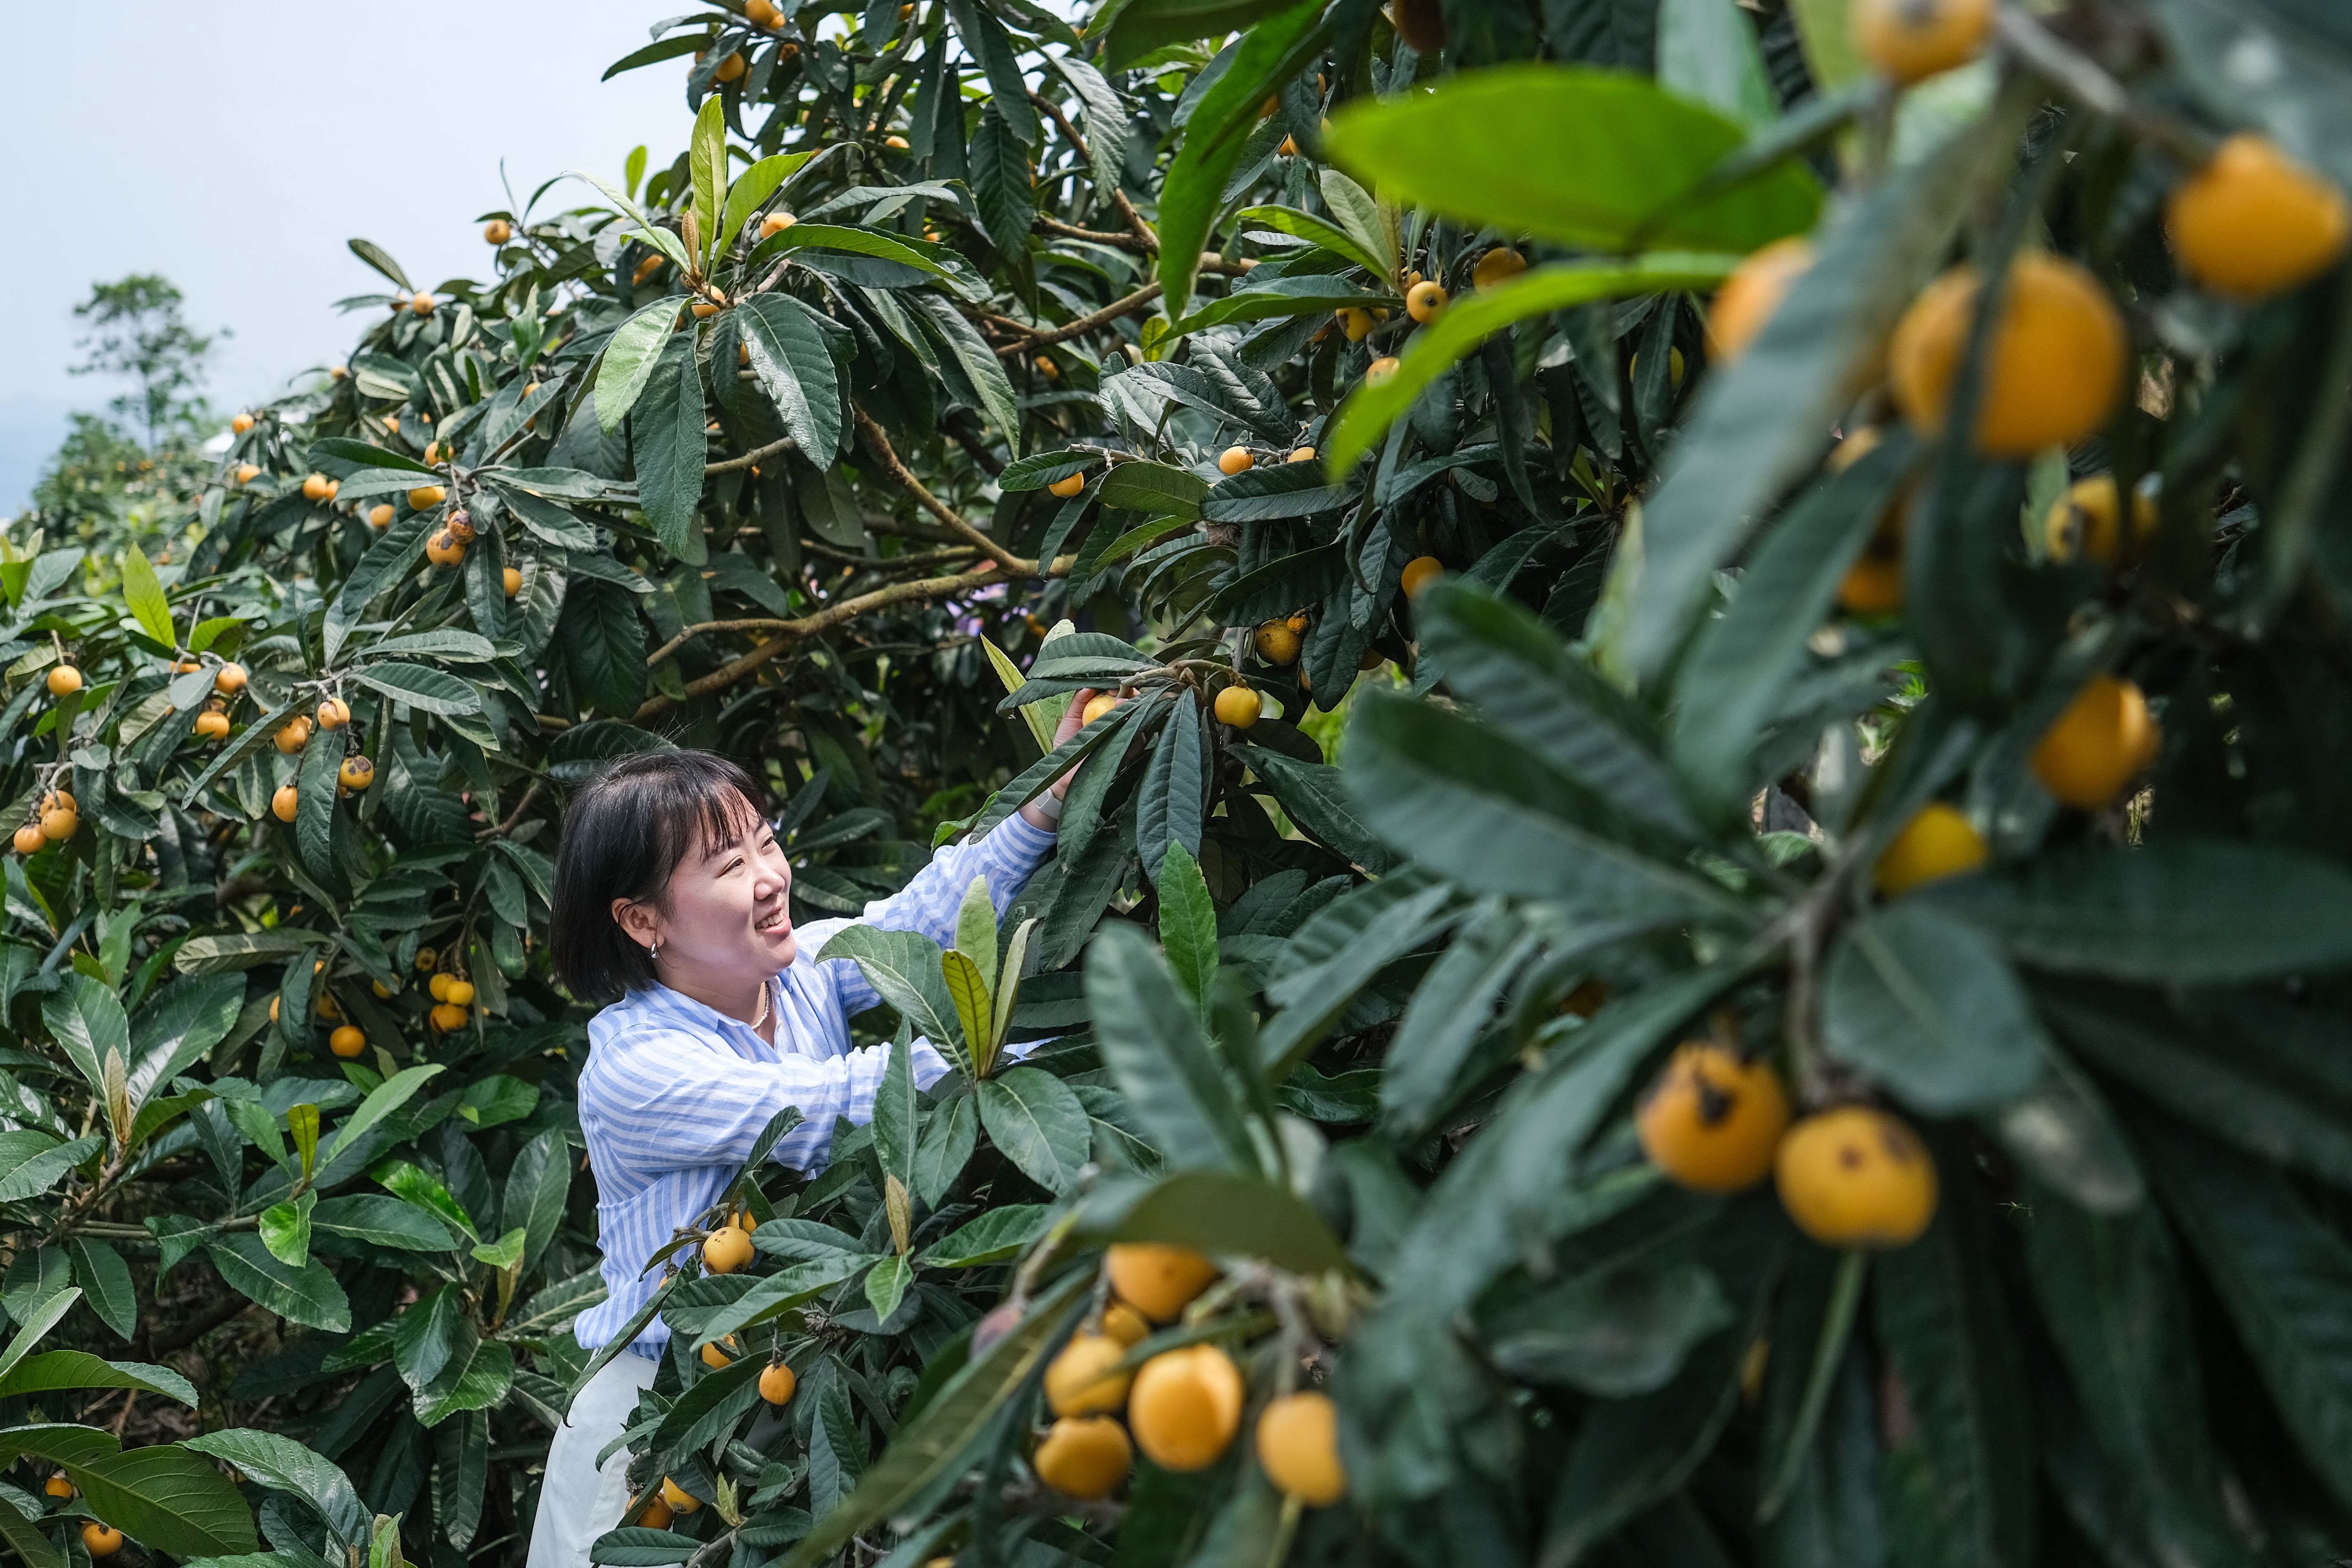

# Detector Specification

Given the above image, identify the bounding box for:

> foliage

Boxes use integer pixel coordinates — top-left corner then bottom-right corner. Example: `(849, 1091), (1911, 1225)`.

(4, 0), (2352, 1562)
(69, 276), (222, 454)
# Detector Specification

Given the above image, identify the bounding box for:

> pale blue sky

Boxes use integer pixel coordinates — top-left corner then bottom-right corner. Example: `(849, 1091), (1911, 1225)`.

(0, 1), (693, 508)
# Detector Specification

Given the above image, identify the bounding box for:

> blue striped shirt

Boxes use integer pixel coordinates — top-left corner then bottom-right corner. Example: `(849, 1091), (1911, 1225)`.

(573, 813), (1057, 1358)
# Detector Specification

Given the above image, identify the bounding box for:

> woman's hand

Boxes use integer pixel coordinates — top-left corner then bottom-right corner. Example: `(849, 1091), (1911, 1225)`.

(1019, 689), (1095, 831)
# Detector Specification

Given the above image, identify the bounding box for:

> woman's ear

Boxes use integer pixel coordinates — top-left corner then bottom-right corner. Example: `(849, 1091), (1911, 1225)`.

(612, 897), (660, 952)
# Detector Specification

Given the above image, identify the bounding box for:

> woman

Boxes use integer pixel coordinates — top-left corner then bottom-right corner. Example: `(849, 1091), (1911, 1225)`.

(526, 693), (1091, 1568)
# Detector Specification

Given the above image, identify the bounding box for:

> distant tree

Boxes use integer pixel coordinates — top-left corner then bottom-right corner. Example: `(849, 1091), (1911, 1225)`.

(69, 273), (221, 448)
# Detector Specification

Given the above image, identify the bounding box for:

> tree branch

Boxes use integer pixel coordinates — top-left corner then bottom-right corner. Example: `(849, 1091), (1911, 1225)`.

(993, 283), (1165, 357)
(477, 777), (548, 839)
(852, 406), (1032, 572)
(1032, 93), (1160, 253)
(628, 564), (1024, 724)
(705, 435), (794, 477)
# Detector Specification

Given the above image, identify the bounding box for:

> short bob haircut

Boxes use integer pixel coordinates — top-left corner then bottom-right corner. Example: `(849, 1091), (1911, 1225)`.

(550, 749), (767, 1002)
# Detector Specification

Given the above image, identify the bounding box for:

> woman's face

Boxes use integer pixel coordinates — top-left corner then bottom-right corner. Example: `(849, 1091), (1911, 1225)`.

(614, 793), (797, 992)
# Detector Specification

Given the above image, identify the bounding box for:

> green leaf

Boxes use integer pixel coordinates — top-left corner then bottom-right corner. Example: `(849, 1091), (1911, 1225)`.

(1379, 905), (1535, 1140)
(1487, 1257), (1732, 1397)
(914, 1094), (979, 1207)
(1156, 842), (1219, 1019)
(634, 336), (708, 558)
(717, 151), (817, 261)
(346, 237), (411, 290)
(185, 1429), (368, 1550)
(1137, 700), (1207, 882)
(1324, 254), (1736, 477)
(1872, 1187), (2036, 1568)
(373, 1159), (477, 1241)
(1156, 0), (1331, 318)
(976, 1066), (1090, 1194)
(1105, 0), (1297, 66)
(1097, 460), (1210, 519)
(0, 1286), (79, 1378)
(1658, 0), (1780, 129)
(0, 1131), (101, 1203)
(571, 167), (692, 274)
(0, 1351), (197, 1408)
(206, 1235), (351, 1332)
(1087, 1170), (1350, 1276)
(75, 1443), (261, 1559)
(815, 926), (960, 1056)
(1325, 64), (1819, 254)
(941, 950), (991, 1075)
(1924, 840), (2352, 984)
(63, 1238), (136, 1341)
(954, 873), (999, 991)
(690, 94), (727, 263)
(1240, 743), (1394, 873)
(2149, 0), (2352, 194)
(258, 1190), (316, 1269)
(919, 1204), (1050, 1269)
(2024, 1186), (2258, 1568)
(871, 1029), (918, 1192)
(1085, 922), (1257, 1173)
(1234, 204), (1390, 279)
(323, 1064), (445, 1166)
(739, 292), (843, 462)
(470, 1227), (526, 1270)
(2137, 1107), (2352, 1518)
(1619, 89), (2024, 686)
(969, 106), (1038, 253)
(1667, 434), (1916, 817)
(753, 224), (977, 295)
(1168, 273), (1390, 336)
(120, 545), (174, 647)
(864, 1253), (912, 1322)
(42, 972), (128, 1101)
(1821, 903), (2047, 1116)
(310, 1195), (455, 1252)
(351, 662), (482, 717)
(594, 298), (682, 433)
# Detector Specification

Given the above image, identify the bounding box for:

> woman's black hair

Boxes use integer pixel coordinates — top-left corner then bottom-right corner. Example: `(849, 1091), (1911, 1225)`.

(550, 749), (767, 1001)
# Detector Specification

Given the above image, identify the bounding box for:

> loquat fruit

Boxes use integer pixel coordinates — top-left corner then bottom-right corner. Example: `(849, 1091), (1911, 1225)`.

(411, 292), (435, 316)
(715, 51), (745, 82)
(1366, 355), (1401, 386)
(430, 1002), (470, 1033)
(505, 566), (524, 597)
(704, 1225), (755, 1274)
(233, 463), (261, 485)
(272, 785), (300, 823)
(329, 1024), (366, 1059)
(445, 511), (476, 544)
(484, 218), (512, 245)
(215, 662), (248, 695)
(1128, 1344), (1243, 1471)
(1218, 446), (1254, 476)
(759, 1362), (798, 1405)
(1405, 279), (1448, 323)
(1707, 237), (1813, 362)
(415, 947), (438, 972)
(1872, 801), (1986, 896)
(194, 711), (231, 740)
(2030, 673), (2160, 810)
(1105, 1243), (1218, 1324)
(1775, 1105), (1938, 1247)
(659, 1477), (701, 1515)
(2043, 473), (2158, 566)
(339, 755), (375, 791)
(302, 473), (333, 501)
(1287, 445), (1316, 463)
(430, 973), (455, 1001)
(1852, 0), (1994, 84)
(1034, 1415), (1132, 1499)
(1081, 692), (1122, 726)
(1887, 253), (2124, 458)
(427, 531), (467, 568)
(368, 503), (393, 528)
(43, 1473), (71, 1499)
(81, 1524), (123, 1558)
(46, 665), (81, 698)
(317, 697), (351, 730)
(2167, 134), (2350, 299)
(408, 483), (447, 512)
(1635, 1042), (1791, 1193)
(1213, 686), (1261, 728)
(275, 718), (313, 754)
(1256, 1390), (1346, 1506)
(1100, 1302), (1151, 1347)
(1471, 247), (1526, 289)
(1045, 1333), (1133, 1417)
(1400, 555), (1444, 597)
(701, 1336), (738, 1368)
(1049, 471), (1088, 499)
(1254, 621), (1302, 667)
(632, 254), (666, 286)
(11, 824), (44, 856)
(1336, 307), (1373, 342)
(637, 1497), (674, 1529)
(885, 134), (910, 150)
(447, 979), (476, 1007)
(231, 413), (254, 433)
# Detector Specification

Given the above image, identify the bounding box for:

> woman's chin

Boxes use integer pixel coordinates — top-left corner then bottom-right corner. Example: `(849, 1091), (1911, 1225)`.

(769, 928), (798, 967)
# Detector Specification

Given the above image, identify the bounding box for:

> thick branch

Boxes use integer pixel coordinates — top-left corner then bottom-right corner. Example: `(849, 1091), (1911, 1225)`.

(852, 406), (1031, 572)
(629, 564), (1022, 724)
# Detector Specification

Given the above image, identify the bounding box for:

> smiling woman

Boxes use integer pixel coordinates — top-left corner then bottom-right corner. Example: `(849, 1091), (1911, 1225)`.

(533, 713), (1089, 1568)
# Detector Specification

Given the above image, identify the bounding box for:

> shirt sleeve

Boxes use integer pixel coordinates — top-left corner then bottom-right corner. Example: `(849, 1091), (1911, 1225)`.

(807, 813), (1057, 1018)
(585, 1027), (947, 1175)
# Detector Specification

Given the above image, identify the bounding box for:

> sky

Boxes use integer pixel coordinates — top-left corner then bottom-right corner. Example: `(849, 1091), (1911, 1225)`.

(0, 1), (697, 512)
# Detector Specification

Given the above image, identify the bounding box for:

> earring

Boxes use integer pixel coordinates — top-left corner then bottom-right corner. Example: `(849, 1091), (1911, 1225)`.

(647, 939), (660, 961)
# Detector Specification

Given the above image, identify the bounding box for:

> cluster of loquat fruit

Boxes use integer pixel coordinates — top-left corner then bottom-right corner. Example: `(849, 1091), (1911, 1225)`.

(1030, 1244), (1345, 1509)
(267, 693), (375, 827)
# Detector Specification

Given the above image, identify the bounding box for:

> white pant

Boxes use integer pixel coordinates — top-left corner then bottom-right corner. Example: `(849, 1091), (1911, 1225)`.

(526, 1350), (660, 1568)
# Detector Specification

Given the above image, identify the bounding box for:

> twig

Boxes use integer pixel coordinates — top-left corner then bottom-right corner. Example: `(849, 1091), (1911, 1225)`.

(992, 283), (1165, 357)
(1032, 94), (1160, 253)
(804, 539), (978, 572)
(628, 564), (1023, 724)
(147, 1294), (259, 1355)
(852, 407), (1032, 572)
(705, 435), (795, 477)
(477, 777), (548, 839)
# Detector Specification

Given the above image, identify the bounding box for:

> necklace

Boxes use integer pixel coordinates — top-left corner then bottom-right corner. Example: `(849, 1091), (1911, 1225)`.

(749, 978), (772, 1034)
